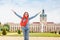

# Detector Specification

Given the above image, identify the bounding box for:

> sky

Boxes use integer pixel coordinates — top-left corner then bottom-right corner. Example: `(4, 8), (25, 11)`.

(0, 0), (60, 24)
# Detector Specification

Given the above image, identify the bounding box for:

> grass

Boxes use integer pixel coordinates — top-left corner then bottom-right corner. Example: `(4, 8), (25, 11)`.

(30, 33), (60, 37)
(0, 31), (60, 37)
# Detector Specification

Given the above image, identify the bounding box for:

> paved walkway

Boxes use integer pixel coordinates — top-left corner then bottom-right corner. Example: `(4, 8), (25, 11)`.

(0, 36), (60, 40)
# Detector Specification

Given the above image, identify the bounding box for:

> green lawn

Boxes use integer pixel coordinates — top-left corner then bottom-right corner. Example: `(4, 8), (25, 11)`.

(29, 33), (60, 37)
(0, 32), (60, 37)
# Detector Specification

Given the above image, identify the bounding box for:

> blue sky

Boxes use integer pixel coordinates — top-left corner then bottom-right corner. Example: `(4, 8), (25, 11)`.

(0, 0), (60, 24)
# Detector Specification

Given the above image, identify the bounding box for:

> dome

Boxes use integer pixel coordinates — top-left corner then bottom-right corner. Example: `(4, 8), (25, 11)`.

(40, 9), (47, 17)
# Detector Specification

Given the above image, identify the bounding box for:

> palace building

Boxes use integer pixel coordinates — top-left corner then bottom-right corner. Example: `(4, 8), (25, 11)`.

(8, 9), (60, 32)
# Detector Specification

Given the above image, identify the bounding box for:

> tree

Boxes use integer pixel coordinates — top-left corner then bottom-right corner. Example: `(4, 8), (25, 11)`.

(2, 28), (7, 35)
(3, 24), (10, 32)
(0, 22), (1, 25)
(0, 22), (2, 31)
(18, 30), (21, 34)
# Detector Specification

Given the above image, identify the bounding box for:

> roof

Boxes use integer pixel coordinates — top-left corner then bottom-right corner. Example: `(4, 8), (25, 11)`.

(32, 22), (54, 24)
(47, 22), (54, 24)
(33, 22), (40, 24)
(7, 22), (19, 25)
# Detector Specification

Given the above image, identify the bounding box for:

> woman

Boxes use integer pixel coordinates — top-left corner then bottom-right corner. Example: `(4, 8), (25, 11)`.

(12, 10), (40, 40)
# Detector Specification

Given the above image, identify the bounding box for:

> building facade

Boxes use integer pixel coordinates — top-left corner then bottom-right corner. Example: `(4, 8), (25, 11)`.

(8, 9), (60, 32)
(8, 23), (21, 32)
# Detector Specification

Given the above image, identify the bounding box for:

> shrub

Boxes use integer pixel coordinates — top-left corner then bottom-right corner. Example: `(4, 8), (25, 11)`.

(2, 28), (7, 35)
(18, 30), (21, 34)
(54, 31), (56, 34)
(50, 31), (54, 33)
(59, 31), (60, 34)
(50, 31), (57, 34)
(29, 31), (32, 33)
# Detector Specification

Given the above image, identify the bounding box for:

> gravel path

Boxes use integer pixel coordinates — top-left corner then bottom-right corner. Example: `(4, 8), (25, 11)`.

(0, 36), (60, 40)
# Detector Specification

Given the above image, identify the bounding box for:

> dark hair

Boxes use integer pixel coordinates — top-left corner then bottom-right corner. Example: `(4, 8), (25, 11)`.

(23, 12), (29, 17)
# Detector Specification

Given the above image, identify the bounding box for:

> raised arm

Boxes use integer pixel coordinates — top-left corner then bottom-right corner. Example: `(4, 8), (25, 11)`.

(12, 10), (22, 18)
(29, 11), (41, 20)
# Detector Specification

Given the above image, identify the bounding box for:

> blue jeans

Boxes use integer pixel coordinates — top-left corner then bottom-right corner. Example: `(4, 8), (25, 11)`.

(22, 27), (29, 40)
